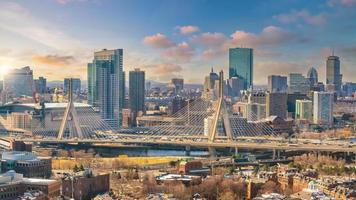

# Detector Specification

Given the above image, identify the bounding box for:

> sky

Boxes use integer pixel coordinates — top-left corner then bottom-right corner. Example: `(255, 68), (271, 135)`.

(0, 0), (356, 85)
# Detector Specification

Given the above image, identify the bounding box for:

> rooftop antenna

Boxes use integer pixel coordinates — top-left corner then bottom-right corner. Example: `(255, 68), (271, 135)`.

(332, 48), (335, 56)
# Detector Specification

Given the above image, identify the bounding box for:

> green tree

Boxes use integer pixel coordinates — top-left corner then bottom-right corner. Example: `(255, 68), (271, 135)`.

(73, 164), (79, 172)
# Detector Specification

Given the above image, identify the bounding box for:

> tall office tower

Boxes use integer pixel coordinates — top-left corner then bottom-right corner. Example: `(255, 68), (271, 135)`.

(64, 78), (81, 94)
(88, 49), (124, 128)
(326, 55), (341, 94)
(226, 77), (244, 98)
(313, 92), (333, 126)
(87, 63), (97, 105)
(34, 77), (47, 94)
(307, 67), (318, 87)
(268, 75), (288, 92)
(171, 96), (188, 115)
(295, 99), (313, 121)
(266, 92), (288, 119)
(229, 48), (253, 90)
(3, 66), (34, 97)
(129, 68), (145, 126)
(171, 78), (184, 94)
(288, 73), (310, 94)
(248, 91), (266, 104)
(203, 68), (219, 99)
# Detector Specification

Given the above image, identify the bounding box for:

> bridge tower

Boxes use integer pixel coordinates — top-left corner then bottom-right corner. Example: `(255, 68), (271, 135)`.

(57, 78), (83, 139)
(208, 70), (233, 142)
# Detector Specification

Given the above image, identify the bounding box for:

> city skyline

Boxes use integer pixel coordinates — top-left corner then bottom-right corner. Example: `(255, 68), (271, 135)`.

(0, 0), (356, 85)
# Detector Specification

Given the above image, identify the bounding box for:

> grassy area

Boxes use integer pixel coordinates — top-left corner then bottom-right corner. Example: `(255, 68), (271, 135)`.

(52, 155), (182, 170)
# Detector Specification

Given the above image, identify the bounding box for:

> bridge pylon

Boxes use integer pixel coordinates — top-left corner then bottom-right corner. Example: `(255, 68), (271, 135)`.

(57, 78), (83, 140)
(208, 70), (233, 142)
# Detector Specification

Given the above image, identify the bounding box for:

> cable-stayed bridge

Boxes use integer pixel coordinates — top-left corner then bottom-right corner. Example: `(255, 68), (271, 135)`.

(12, 78), (356, 154)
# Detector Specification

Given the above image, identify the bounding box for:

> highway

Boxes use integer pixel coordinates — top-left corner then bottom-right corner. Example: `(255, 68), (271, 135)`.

(16, 137), (356, 153)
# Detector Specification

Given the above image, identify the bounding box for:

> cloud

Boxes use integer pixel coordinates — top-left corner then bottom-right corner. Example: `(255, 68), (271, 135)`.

(229, 26), (304, 47)
(273, 9), (326, 26)
(0, 2), (83, 50)
(141, 63), (183, 81)
(143, 33), (175, 49)
(191, 32), (227, 46)
(176, 25), (199, 35)
(162, 42), (195, 61)
(55, 0), (98, 4)
(328, 0), (356, 7)
(32, 54), (76, 66)
(143, 33), (195, 62)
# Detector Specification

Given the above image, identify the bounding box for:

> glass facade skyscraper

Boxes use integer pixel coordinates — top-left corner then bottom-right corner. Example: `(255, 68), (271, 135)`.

(268, 75), (288, 93)
(87, 49), (125, 128)
(64, 78), (81, 94)
(3, 66), (34, 97)
(326, 55), (341, 94)
(229, 48), (253, 90)
(129, 68), (145, 126)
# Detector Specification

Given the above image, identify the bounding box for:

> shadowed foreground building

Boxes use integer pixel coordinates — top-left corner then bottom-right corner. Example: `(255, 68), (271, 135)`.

(0, 151), (51, 178)
(0, 170), (60, 200)
(62, 169), (110, 200)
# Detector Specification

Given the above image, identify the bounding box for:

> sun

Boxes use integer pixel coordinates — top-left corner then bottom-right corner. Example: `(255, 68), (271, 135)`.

(0, 66), (10, 79)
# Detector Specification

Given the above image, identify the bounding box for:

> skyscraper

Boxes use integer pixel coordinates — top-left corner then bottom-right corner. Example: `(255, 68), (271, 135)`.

(87, 49), (124, 128)
(34, 77), (47, 94)
(295, 99), (313, 121)
(64, 78), (81, 94)
(87, 63), (97, 106)
(3, 66), (34, 97)
(226, 77), (244, 97)
(307, 67), (318, 87)
(229, 48), (253, 90)
(288, 73), (310, 94)
(268, 75), (288, 93)
(171, 78), (184, 94)
(313, 92), (333, 126)
(203, 68), (219, 99)
(326, 55), (341, 94)
(266, 92), (288, 119)
(129, 68), (145, 126)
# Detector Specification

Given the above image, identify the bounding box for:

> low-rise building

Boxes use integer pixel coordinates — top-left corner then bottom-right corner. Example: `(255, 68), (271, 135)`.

(61, 169), (110, 200)
(1, 151), (52, 178)
(0, 170), (60, 200)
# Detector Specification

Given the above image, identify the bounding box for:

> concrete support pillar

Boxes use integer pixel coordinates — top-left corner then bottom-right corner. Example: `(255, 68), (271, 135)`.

(235, 147), (239, 157)
(208, 147), (217, 157)
(277, 150), (280, 159)
(185, 146), (191, 156)
(272, 149), (276, 160)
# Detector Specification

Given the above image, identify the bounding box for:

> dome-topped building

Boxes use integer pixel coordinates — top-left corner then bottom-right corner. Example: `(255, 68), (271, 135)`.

(307, 67), (318, 86)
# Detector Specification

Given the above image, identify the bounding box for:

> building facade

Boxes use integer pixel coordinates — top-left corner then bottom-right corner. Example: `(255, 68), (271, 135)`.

(307, 67), (318, 87)
(313, 92), (333, 125)
(1, 151), (52, 178)
(229, 48), (253, 90)
(34, 77), (47, 94)
(171, 78), (184, 94)
(64, 78), (81, 94)
(266, 92), (288, 119)
(295, 99), (313, 121)
(129, 68), (145, 126)
(268, 75), (288, 93)
(326, 55), (341, 94)
(289, 73), (310, 94)
(87, 49), (125, 128)
(3, 66), (34, 97)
